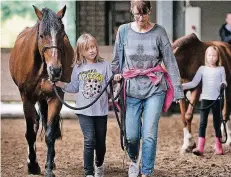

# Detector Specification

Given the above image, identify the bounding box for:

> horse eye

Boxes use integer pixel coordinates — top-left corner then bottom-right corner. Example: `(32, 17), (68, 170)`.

(40, 34), (44, 39)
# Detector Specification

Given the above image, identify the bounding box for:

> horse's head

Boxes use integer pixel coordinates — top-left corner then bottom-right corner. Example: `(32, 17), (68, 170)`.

(33, 5), (66, 82)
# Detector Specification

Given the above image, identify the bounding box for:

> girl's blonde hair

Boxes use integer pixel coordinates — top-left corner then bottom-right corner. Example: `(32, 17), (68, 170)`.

(73, 33), (103, 66)
(204, 46), (222, 66)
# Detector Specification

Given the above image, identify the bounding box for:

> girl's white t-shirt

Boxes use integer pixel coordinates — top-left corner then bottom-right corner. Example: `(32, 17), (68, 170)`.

(182, 66), (227, 100)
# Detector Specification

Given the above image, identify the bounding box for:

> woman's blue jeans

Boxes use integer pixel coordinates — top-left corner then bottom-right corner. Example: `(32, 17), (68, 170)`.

(125, 91), (166, 175)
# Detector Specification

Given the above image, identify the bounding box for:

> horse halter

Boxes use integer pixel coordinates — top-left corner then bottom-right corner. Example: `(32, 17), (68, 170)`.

(37, 24), (64, 62)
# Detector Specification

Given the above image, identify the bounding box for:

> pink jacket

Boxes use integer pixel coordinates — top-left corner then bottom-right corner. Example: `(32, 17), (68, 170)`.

(122, 65), (174, 112)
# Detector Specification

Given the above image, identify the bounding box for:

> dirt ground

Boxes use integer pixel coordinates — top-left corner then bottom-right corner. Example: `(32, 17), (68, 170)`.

(1, 113), (231, 177)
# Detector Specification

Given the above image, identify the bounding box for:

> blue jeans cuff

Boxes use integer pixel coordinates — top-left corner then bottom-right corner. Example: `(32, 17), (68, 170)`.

(141, 169), (153, 175)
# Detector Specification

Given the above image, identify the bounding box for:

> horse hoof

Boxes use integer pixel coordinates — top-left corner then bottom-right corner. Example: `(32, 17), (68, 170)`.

(28, 162), (41, 175)
(187, 142), (197, 152)
(45, 169), (55, 177)
(181, 142), (196, 153)
(190, 142), (197, 149)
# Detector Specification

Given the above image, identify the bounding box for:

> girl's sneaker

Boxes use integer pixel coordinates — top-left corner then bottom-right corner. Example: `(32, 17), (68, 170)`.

(86, 176), (94, 177)
(95, 164), (104, 177)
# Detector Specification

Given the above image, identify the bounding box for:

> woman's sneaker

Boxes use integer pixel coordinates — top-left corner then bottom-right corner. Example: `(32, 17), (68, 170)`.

(95, 164), (104, 177)
(86, 175), (94, 177)
(128, 162), (139, 177)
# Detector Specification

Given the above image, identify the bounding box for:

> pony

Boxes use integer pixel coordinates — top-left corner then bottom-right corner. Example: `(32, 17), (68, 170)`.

(9, 5), (73, 176)
(172, 33), (231, 153)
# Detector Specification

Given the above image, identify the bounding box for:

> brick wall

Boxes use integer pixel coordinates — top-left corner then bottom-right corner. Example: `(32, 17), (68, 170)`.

(78, 1), (106, 45)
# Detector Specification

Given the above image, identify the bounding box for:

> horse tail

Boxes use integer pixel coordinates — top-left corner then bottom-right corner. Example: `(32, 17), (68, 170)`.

(37, 100), (48, 140)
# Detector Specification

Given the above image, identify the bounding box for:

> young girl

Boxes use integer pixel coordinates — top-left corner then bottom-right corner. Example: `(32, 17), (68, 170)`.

(182, 46), (227, 156)
(56, 33), (112, 177)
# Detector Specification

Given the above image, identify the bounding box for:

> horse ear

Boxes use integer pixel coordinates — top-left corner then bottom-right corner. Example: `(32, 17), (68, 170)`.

(57, 5), (66, 19)
(33, 5), (43, 21)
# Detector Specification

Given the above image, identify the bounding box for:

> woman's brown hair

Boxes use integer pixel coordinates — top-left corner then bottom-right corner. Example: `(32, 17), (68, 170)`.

(130, 0), (151, 14)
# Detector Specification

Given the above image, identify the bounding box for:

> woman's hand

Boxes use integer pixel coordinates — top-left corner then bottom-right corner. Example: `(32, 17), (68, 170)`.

(114, 74), (122, 82)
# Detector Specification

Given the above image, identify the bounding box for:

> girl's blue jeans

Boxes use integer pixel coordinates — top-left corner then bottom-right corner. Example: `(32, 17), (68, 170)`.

(77, 114), (107, 176)
(125, 91), (166, 175)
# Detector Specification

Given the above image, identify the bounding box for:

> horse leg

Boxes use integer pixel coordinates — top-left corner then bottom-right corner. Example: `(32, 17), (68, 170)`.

(44, 97), (62, 177)
(221, 100), (231, 146)
(179, 99), (196, 153)
(185, 89), (201, 151)
(225, 119), (231, 146)
(22, 97), (41, 174)
(180, 89), (201, 153)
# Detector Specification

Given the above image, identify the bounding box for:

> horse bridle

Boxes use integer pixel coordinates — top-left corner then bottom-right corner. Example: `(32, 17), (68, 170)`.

(37, 23), (65, 62)
(40, 46), (63, 62)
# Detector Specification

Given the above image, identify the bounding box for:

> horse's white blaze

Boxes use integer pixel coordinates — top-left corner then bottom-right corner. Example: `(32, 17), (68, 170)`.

(181, 127), (195, 153)
(50, 28), (57, 58)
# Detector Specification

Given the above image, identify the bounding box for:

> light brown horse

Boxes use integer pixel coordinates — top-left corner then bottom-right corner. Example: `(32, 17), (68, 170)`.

(173, 33), (231, 153)
(9, 6), (73, 176)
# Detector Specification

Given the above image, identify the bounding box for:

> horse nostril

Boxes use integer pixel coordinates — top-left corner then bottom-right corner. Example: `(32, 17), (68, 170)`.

(50, 67), (62, 77)
(54, 68), (61, 75)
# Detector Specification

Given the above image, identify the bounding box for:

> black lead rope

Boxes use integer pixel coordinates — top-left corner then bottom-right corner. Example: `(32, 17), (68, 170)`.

(185, 86), (228, 144)
(53, 76), (113, 110)
(185, 95), (220, 111)
(219, 92), (228, 144)
(109, 80), (126, 150)
(53, 76), (127, 150)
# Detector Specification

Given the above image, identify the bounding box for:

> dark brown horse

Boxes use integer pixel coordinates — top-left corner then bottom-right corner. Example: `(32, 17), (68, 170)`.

(172, 33), (231, 153)
(9, 6), (73, 176)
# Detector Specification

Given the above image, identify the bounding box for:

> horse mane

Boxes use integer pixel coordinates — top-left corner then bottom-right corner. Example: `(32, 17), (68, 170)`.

(172, 33), (200, 49)
(40, 8), (63, 35)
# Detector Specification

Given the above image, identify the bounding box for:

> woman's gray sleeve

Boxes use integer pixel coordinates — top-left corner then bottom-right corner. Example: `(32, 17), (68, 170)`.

(111, 26), (122, 74)
(106, 62), (113, 94)
(160, 29), (184, 100)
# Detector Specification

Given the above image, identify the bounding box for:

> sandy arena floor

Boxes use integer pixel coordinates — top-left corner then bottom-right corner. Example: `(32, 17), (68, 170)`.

(1, 113), (231, 177)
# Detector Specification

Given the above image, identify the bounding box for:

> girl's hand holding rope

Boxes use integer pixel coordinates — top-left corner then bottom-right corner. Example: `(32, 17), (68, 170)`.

(114, 74), (123, 82)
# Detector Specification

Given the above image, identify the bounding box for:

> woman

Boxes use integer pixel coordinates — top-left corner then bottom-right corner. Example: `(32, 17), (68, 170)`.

(111, 1), (184, 177)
